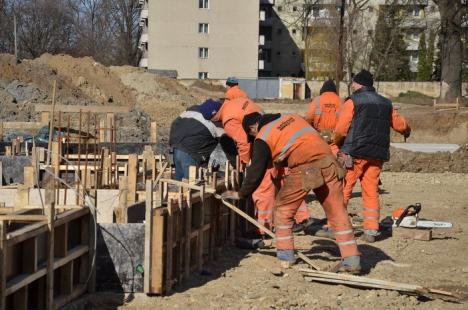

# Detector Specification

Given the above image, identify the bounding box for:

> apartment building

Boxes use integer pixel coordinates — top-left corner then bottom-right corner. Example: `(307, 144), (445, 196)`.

(138, 0), (260, 79)
(258, 0), (440, 79)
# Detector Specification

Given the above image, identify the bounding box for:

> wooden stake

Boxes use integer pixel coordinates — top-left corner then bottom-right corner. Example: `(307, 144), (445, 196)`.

(150, 121), (157, 143)
(46, 80), (57, 166)
(44, 167), (55, 310)
(144, 180), (153, 293)
(0, 220), (6, 310)
(127, 154), (138, 205)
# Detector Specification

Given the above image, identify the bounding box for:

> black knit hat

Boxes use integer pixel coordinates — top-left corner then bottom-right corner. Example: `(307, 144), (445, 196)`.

(320, 80), (337, 94)
(242, 112), (262, 136)
(353, 69), (374, 87)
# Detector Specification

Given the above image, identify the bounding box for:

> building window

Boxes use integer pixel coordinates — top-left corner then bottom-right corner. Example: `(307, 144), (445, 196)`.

(198, 72), (208, 79)
(199, 47), (209, 59)
(199, 0), (209, 9)
(293, 6), (297, 12)
(276, 51), (281, 56)
(368, 6), (374, 13)
(292, 29), (297, 35)
(277, 28), (282, 35)
(409, 7), (421, 17)
(198, 23), (209, 33)
(292, 51), (296, 56)
(278, 6), (282, 11)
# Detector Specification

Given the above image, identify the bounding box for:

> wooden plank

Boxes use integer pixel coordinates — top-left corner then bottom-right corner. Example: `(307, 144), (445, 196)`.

(197, 186), (205, 271)
(150, 122), (157, 143)
(165, 199), (174, 294)
(55, 223), (68, 257)
(99, 119), (106, 143)
(116, 176), (128, 223)
(0, 215), (47, 222)
(14, 185), (29, 211)
(23, 166), (35, 188)
(44, 167), (55, 310)
(144, 181), (153, 293)
(35, 104), (130, 114)
(54, 285), (87, 309)
(392, 227), (432, 241)
(106, 113), (115, 143)
(150, 208), (164, 294)
(41, 111), (50, 123)
(1, 122), (46, 130)
(60, 261), (74, 296)
(184, 190), (192, 278)
(0, 220), (6, 310)
(127, 154), (138, 205)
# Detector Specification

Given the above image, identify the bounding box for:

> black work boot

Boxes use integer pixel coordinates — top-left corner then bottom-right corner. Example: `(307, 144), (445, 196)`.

(292, 218), (315, 233)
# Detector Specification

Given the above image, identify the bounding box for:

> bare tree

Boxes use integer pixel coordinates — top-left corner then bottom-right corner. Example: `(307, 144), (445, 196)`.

(433, 0), (467, 100)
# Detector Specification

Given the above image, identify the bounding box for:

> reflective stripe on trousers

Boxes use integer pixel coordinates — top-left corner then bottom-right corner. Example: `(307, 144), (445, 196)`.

(275, 162), (359, 258)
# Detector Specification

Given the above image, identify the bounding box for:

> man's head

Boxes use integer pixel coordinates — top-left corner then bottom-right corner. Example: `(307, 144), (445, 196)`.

(198, 99), (223, 120)
(320, 79), (337, 95)
(226, 76), (239, 87)
(242, 112), (262, 137)
(352, 69), (374, 91)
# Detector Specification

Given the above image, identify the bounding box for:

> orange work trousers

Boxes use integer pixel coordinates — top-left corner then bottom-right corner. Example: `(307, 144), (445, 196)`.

(343, 158), (382, 231)
(275, 163), (359, 258)
(252, 167), (310, 234)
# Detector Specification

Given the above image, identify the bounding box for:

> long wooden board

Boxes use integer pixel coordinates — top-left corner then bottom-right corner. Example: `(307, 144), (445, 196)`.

(35, 104), (130, 114)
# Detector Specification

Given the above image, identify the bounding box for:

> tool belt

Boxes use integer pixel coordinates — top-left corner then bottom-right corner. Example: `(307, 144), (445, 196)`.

(298, 155), (346, 192)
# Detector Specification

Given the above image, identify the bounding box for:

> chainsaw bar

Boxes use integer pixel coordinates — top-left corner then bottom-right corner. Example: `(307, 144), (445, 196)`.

(417, 220), (453, 229)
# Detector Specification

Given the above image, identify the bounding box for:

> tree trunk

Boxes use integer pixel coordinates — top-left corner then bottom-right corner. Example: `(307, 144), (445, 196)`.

(436, 0), (463, 101)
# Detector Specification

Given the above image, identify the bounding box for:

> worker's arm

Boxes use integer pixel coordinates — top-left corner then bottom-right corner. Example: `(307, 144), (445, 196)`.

(238, 140), (272, 199)
(304, 99), (316, 126)
(390, 108), (411, 137)
(223, 119), (251, 164)
(332, 99), (354, 147)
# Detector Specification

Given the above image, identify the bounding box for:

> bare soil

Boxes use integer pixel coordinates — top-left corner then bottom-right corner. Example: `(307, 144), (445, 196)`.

(70, 172), (468, 309)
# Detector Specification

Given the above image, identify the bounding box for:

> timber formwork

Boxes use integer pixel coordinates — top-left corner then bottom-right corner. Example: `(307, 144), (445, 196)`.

(0, 169), (95, 310)
(144, 163), (244, 295)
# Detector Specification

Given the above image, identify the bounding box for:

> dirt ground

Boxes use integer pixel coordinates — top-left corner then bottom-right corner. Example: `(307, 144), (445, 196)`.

(71, 171), (468, 310)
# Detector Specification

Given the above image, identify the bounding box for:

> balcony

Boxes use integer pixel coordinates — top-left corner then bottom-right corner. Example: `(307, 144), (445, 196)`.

(260, 10), (266, 21)
(259, 35), (265, 45)
(260, 0), (274, 4)
(139, 33), (148, 47)
(139, 58), (148, 68)
(258, 60), (272, 71)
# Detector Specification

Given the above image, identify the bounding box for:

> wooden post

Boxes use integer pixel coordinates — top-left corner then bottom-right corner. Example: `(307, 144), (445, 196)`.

(127, 154), (138, 205)
(184, 190), (192, 279)
(116, 176), (128, 223)
(99, 119), (106, 143)
(144, 180), (153, 293)
(44, 167), (55, 310)
(151, 208), (165, 294)
(14, 185), (29, 211)
(106, 113), (115, 143)
(165, 199), (174, 294)
(102, 148), (110, 186)
(0, 220), (6, 310)
(150, 121), (157, 143)
(24, 166), (35, 188)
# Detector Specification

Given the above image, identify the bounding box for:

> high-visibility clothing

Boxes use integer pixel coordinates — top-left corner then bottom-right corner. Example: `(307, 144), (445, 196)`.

(335, 87), (410, 161)
(254, 114), (358, 259)
(256, 114), (331, 168)
(343, 158), (382, 231)
(225, 85), (248, 100)
(216, 98), (263, 164)
(252, 167), (310, 233)
(307, 92), (342, 131)
(275, 162), (359, 258)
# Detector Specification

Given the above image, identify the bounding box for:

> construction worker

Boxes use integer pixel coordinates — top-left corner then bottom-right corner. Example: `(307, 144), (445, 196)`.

(334, 70), (411, 243)
(169, 99), (224, 180)
(213, 98), (312, 234)
(225, 77), (248, 100)
(222, 113), (361, 272)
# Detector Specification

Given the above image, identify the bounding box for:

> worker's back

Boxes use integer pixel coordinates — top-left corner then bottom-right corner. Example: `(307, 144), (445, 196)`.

(225, 85), (248, 100)
(307, 92), (342, 131)
(216, 97), (263, 125)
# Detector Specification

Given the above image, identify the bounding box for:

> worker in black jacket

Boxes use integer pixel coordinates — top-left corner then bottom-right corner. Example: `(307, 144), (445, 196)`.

(169, 99), (224, 180)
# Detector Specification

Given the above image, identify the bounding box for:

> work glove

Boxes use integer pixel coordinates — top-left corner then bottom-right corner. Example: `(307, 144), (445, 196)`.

(221, 190), (240, 200)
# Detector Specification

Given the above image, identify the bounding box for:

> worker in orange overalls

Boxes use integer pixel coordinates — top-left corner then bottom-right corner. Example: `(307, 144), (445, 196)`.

(306, 80), (342, 156)
(214, 98), (312, 236)
(334, 70), (411, 243)
(225, 77), (248, 100)
(222, 113), (361, 273)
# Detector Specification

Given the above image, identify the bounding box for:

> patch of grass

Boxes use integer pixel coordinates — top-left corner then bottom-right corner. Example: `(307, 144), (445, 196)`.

(392, 91), (434, 106)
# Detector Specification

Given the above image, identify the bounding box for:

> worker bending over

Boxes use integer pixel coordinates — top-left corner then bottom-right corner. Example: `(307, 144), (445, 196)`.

(214, 98), (312, 234)
(225, 77), (248, 100)
(223, 113), (361, 273)
(334, 70), (411, 243)
(169, 99), (223, 180)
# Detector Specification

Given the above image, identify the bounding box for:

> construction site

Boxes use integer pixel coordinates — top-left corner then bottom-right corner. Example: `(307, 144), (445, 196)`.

(0, 52), (467, 310)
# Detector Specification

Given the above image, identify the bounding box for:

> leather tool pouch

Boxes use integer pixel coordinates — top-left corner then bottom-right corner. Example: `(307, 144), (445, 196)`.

(300, 166), (325, 192)
(333, 159), (347, 181)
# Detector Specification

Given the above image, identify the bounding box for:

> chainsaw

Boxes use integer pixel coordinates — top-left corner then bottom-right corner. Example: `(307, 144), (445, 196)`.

(392, 203), (453, 229)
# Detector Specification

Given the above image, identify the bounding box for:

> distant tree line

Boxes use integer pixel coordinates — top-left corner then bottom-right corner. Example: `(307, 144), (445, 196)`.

(0, 0), (142, 66)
